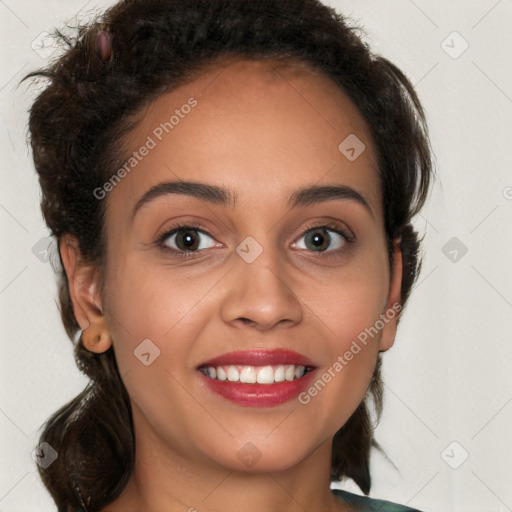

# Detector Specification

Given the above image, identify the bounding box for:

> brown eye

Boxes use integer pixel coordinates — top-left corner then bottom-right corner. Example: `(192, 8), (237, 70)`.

(161, 226), (216, 253)
(174, 229), (200, 251)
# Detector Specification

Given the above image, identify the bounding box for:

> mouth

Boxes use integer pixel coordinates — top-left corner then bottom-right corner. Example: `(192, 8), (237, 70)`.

(197, 349), (317, 407)
(199, 363), (312, 384)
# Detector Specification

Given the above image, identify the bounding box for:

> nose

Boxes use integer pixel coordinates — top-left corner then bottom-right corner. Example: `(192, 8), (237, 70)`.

(220, 246), (303, 332)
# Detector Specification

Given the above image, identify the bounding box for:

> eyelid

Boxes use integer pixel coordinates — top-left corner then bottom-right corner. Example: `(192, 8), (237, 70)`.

(290, 222), (354, 256)
(155, 219), (356, 259)
(293, 220), (355, 243)
(157, 223), (217, 253)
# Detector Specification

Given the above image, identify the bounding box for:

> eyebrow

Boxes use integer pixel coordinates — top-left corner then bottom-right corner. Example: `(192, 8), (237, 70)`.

(131, 180), (374, 220)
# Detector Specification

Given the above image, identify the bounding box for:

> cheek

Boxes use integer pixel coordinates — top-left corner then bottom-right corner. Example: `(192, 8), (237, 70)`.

(296, 254), (388, 422)
(101, 258), (220, 444)
(103, 254), (224, 374)
(307, 257), (389, 349)
(296, 303), (383, 442)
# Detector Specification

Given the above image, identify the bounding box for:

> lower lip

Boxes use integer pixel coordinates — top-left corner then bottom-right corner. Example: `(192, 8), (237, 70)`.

(198, 370), (317, 407)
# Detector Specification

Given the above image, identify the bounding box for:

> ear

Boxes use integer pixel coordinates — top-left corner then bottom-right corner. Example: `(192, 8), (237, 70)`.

(378, 237), (403, 353)
(59, 234), (112, 353)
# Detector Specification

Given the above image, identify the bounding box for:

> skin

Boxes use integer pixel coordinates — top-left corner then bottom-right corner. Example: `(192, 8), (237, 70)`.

(61, 58), (402, 512)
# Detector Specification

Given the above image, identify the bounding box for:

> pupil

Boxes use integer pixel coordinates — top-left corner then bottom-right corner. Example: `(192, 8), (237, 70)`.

(178, 230), (199, 250)
(308, 229), (329, 251)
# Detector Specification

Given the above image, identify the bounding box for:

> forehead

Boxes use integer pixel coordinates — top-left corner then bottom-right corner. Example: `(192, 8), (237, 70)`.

(112, 58), (382, 219)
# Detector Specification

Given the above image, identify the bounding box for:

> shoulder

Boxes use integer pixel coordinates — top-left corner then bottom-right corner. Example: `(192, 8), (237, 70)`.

(332, 489), (425, 512)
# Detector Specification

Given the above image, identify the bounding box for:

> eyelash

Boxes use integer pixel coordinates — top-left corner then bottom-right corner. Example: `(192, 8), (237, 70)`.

(155, 221), (355, 260)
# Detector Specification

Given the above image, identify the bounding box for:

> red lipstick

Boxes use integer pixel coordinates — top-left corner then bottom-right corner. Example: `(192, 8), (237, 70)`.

(199, 349), (314, 368)
(197, 349), (317, 408)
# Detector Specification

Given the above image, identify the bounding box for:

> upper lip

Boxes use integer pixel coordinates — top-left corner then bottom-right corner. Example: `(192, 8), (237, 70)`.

(198, 349), (316, 368)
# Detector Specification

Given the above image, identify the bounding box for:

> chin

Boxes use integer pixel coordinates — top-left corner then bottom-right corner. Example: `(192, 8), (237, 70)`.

(202, 438), (315, 475)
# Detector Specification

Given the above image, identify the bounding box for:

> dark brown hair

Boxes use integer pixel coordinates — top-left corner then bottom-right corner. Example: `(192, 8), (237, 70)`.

(23, 0), (433, 510)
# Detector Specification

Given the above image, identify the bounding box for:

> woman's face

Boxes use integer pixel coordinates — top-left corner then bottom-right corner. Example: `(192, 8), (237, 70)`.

(98, 59), (401, 474)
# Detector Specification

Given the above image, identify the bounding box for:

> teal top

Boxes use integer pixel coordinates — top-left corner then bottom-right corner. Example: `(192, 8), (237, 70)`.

(71, 488), (423, 511)
(333, 489), (424, 511)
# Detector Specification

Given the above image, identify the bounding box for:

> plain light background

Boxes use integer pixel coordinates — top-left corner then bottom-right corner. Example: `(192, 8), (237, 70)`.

(1, 1), (511, 511)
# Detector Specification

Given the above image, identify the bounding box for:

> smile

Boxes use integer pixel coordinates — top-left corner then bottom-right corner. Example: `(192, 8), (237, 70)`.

(200, 364), (310, 384)
(197, 349), (317, 407)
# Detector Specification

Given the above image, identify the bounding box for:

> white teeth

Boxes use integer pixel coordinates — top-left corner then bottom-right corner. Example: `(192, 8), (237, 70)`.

(227, 366), (239, 381)
(274, 365), (285, 382)
(240, 366), (257, 383)
(203, 364), (308, 384)
(257, 365), (274, 384)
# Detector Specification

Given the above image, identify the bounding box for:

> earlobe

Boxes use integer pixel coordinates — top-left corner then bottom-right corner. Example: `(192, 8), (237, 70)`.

(378, 237), (403, 353)
(80, 328), (112, 353)
(59, 234), (112, 353)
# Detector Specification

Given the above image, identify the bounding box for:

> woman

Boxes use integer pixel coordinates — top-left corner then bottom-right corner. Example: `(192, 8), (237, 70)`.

(24, 0), (433, 510)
